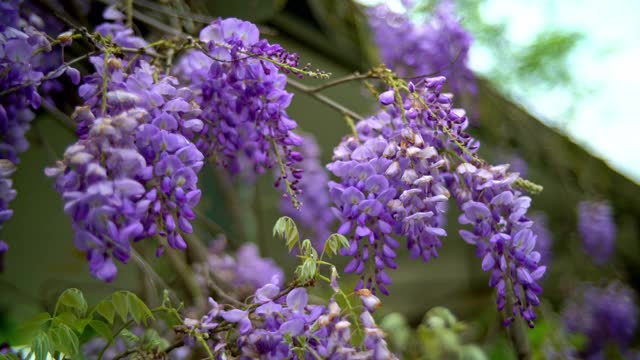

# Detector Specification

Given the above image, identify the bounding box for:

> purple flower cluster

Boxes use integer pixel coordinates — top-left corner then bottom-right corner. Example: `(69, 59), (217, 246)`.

(0, 0), (73, 268)
(453, 163), (545, 327)
(0, 160), (16, 271)
(96, 6), (148, 50)
(368, 0), (475, 95)
(47, 36), (204, 281)
(328, 76), (545, 326)
(175, 18), (303, 198)
(326, 79), (468, 295)
(183, 280), (397, 359)
(1, 9), (45, 163)
(196, 237), (284, 297)
(279, 134), (333, 247)
(327, 116), (449, 295)
(562, 282), (638, 359)
(577, 200), (616, 265)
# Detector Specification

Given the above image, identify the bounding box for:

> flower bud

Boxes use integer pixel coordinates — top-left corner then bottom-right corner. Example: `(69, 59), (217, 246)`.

(357, 288), (381, 313)
(379, 90), (395, 106)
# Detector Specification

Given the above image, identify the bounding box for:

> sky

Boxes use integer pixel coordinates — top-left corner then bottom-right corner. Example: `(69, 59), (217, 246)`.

(360, 0), (640, 183)
(474, 0), (640, 183)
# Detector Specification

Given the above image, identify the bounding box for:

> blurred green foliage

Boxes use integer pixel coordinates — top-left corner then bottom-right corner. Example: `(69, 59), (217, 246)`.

(453, 0), (583, 90)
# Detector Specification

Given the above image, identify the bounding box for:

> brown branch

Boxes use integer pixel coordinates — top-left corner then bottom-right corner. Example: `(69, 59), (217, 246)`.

(286, 78), (364, 121)
(304, 72), (373, 93)
(164, 338), (186, 354)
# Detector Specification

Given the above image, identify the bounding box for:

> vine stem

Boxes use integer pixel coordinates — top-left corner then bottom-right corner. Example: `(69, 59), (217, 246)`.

(207, 277), (245, 308)
(197, 335), (215, 359)
(0, 52), (94, 97)
(182, 232), (248, 308)
(183, 232), (245, 308)
(112, 349), (135, 360)
(97, 319), (134, 360)
(504, 277), (532, 360)
(286, 78), (364, 121)
(125, 0), (133, 28)
(212, 169), (246, 249)
(161, 237), (205, 309)
(271, 138), (300, 209)
(304, 72), (373, 93)
(98, 0), (183, 37)
(315, 273), (363, 341)
(193, 208), (225, 234)
(163, 339), (185, 354)
(100, 51), (111, 115)
(40, 102), (77, 134)
(344, 115), (360, 142)
(129, 248), (178, 300)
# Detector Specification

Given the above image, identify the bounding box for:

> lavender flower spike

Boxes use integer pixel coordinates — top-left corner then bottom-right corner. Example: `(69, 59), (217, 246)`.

(578, 200), (616, 265)
(563, 282), (638, 359)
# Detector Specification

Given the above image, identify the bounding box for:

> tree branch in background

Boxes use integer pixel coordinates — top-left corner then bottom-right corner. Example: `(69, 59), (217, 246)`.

(286, 78), (364, 121)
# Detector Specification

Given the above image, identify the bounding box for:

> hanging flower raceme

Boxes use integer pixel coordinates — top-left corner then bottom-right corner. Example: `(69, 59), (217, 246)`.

(1, 11), (44, 165)
(327, 118), (449, 295)
(453, 163), (545, 327)
(415, 77), (545, 327)
(367, 0), (475, 95)
(47, 29), (204, 281)
(0, 160), (16, 272)
(577, 200), (616, 265)
(328, 75), (545, 327)
(0, 0), (75, 269)
(328, 81), (470, 295)
(562, 282), (638, 359)
(174, 18), (303, 203)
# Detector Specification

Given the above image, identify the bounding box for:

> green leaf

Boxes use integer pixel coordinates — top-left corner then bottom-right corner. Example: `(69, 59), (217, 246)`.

(127, 292), (154, 325)
(380, 312), (410, 350)
(324, 234), (343, 257)
(301, 239), (313, 257)
(273, 216), (299, 251)
(155, 306), (182, 327)
(120, 328), (140, 344)
(299, 258), (317, 282)
(351, 326), (364, 347)
(18, 312), (51, 341)
(112, 292), (129, 323)
(31, 332), (51, 360)
(460, 345), (488, 360)
(89, 320), (113, 341)
(330, 233), (350, 251)
(48, 324), (79, 356)
(293, 347), (306, 359)
(55, 288), (88, 318)
(53, 312), (81, 332)
(141, 329), (165, 350)
(328, 237), (338, 256)
(324, 234), (349, 256)
(273, 216), (288, 238)
(0, 353), (20, 360)
(424, 307), (457, 328)
(95, 300), (116, 324)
